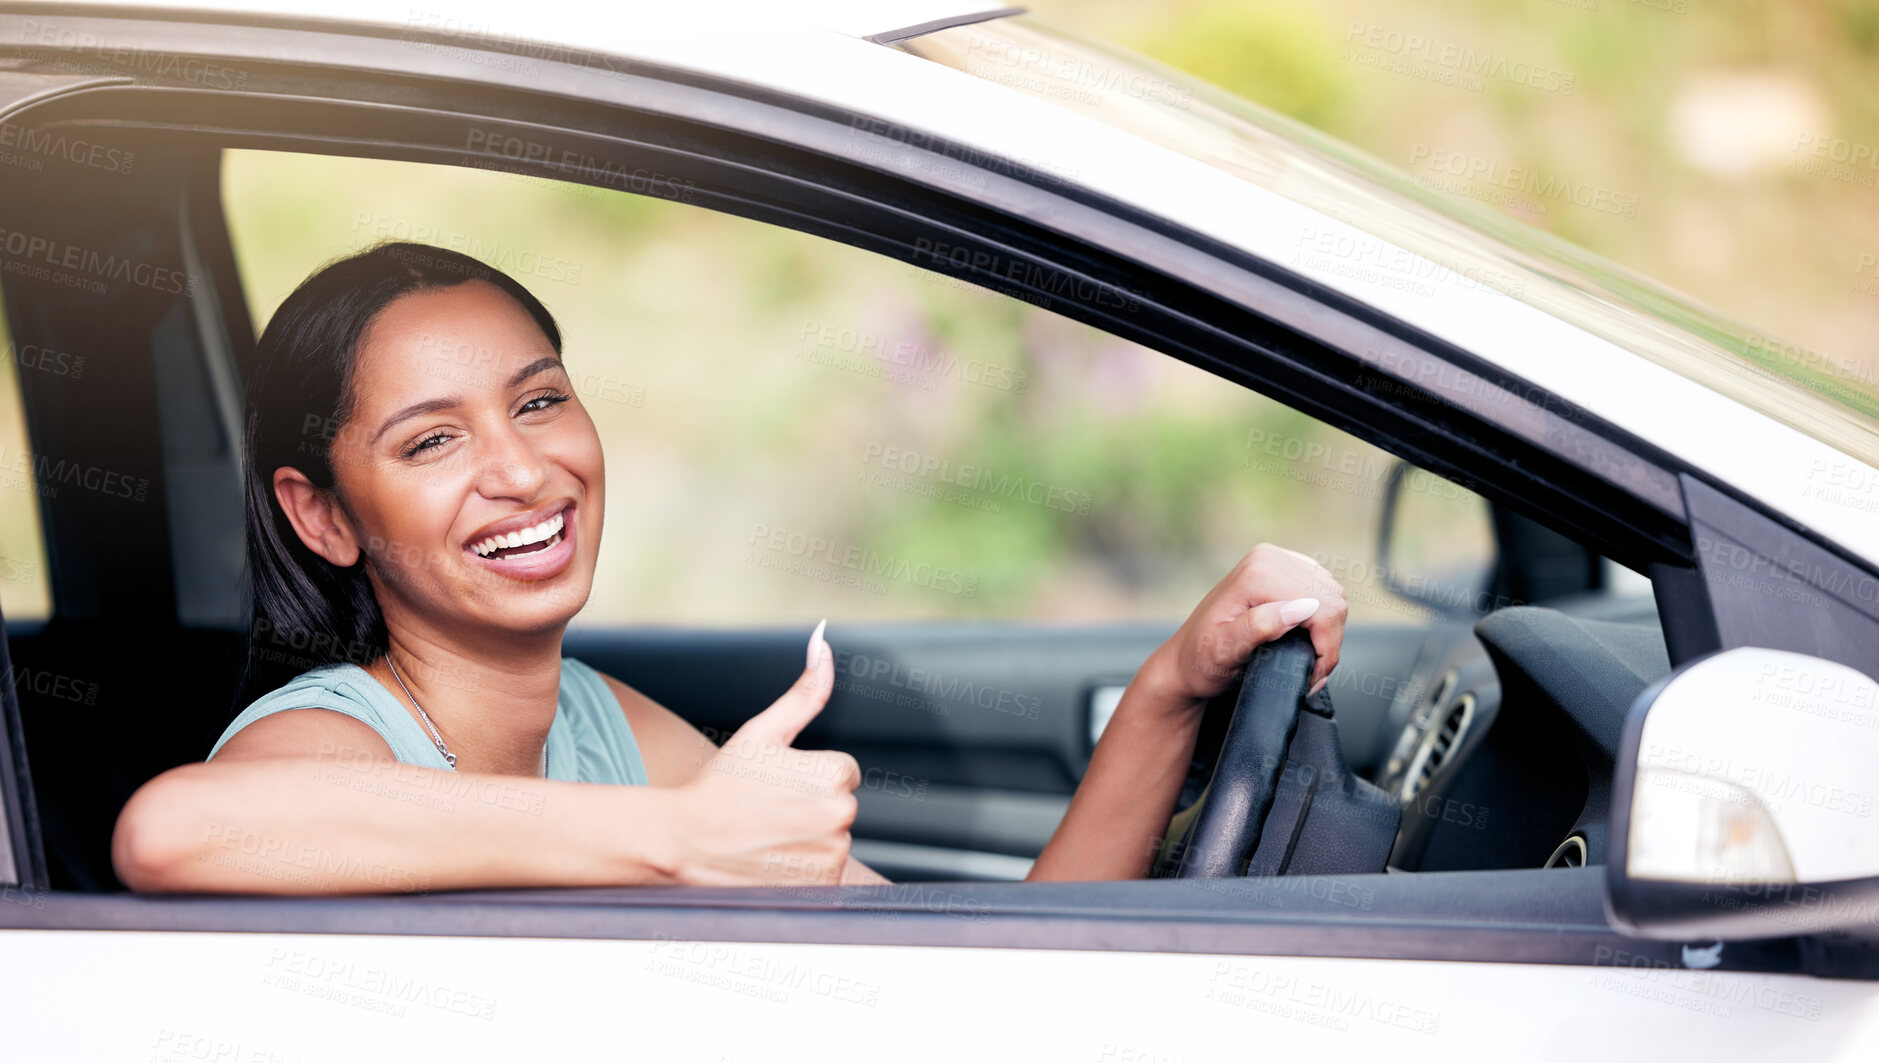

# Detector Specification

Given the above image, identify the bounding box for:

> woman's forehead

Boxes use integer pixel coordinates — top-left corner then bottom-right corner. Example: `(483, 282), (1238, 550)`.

(354, 281), (559, 392)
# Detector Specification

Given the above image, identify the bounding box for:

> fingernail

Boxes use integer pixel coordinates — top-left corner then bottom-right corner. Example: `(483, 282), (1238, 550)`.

(1278, 597), (1319, 626)
(806, 618), (828, 669)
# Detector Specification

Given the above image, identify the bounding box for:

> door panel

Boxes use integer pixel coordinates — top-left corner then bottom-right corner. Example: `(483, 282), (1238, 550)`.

(7, 922), (1874, 1060)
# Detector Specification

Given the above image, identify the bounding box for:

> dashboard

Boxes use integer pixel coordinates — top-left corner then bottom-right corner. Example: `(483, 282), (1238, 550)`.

(1375, 592), (1668, 873)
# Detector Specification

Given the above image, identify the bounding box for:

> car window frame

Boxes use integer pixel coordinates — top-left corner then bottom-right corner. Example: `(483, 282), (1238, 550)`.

(0, 13), (1868, 975)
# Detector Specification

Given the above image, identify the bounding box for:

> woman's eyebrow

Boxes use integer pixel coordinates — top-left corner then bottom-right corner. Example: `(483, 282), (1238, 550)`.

(369, 357), (565, 445)
(372, 396), (461, 445)
(506, 356), (565, 388)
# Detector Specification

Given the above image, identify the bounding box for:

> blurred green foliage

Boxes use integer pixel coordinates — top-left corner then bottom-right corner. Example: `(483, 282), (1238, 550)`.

(1032, 0), (1879, 394)
(1140, 1), (1353, 130)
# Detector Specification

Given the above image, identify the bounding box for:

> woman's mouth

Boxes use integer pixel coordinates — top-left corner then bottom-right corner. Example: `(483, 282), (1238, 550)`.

(465, 503), (577, 580)
(471, 510), (564, 560)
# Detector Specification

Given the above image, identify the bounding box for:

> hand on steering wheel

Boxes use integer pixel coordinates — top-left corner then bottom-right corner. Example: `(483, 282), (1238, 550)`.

(1172, 627), (1318, 877)
(1144, 544), (1348, 878)
(1152, 544), (1348, 707)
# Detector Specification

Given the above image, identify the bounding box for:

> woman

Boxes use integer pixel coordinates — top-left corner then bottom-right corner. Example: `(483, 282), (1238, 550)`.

(110, 242), (1347, 892)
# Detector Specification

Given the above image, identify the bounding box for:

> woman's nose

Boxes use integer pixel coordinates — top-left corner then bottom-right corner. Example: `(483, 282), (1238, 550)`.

(473, 431), (548, 498)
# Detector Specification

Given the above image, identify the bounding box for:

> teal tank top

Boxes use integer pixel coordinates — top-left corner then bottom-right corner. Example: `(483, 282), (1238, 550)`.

(207, 657), (649, 785)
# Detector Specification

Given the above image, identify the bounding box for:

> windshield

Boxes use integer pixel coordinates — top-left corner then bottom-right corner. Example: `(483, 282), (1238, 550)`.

(900, 17), (1879, 469)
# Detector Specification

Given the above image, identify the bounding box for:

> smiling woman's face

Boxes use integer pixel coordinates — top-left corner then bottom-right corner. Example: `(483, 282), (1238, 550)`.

(321, 279), (604, 642)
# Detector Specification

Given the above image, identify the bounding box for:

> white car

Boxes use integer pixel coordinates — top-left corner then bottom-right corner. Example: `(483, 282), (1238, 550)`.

(0, 1), (1875, 1058)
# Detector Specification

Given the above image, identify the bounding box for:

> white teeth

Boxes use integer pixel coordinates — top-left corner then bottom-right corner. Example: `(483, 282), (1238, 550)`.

(472, 511), (565, 558)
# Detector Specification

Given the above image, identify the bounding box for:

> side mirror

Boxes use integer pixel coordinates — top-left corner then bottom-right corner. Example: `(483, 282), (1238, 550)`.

(1608, 647), (1879, 941)
(1375, 461), (1495, 617)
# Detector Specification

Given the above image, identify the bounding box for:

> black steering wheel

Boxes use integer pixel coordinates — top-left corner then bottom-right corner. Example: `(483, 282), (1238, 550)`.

(1173, 628), (1317, 878)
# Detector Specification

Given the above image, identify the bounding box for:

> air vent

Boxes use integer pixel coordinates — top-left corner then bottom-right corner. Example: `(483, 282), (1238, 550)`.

(1424, 669), (1459, 718)
(1382, 669), (1458, 787)
(1400, 693), (1475, 800)
(1423, 695), (1472, 776)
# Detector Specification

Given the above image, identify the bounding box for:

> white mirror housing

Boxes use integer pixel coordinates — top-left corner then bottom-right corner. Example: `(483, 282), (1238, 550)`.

(1608, 647), (1879, 942)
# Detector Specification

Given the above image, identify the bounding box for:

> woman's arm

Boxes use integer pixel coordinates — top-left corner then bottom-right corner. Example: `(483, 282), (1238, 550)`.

(113, 647), (866, 892)
(114, 713), (681, 893)
(1027, 544), (1347, 882)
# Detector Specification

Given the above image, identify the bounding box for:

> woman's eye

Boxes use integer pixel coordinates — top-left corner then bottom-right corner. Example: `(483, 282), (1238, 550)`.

(402, 431), (452, 458)
(519, 391), (571, 415)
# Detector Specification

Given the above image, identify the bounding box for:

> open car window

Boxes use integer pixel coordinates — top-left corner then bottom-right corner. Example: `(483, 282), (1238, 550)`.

(205, 146), (1639, 893)
(220, 147), (1495, 632)
(208, 148), (1527, 887)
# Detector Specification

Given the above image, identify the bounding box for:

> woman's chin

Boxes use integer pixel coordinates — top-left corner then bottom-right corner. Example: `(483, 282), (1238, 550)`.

(457, 587), (593, 645)
(467, 558), (595, 629)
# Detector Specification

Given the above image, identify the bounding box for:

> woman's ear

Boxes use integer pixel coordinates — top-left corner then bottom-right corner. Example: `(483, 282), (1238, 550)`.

(272, 467), (362, 567)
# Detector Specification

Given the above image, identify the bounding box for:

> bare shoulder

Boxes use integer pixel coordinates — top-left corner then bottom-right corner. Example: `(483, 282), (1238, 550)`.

(213, 707), (396, 764)
(593, 669), (720, 787)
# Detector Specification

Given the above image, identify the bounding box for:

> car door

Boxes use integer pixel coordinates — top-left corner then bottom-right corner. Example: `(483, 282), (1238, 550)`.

(0, 7), (1875, 1060)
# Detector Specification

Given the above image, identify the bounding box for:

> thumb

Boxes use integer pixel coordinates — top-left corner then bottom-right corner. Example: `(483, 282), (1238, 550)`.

(736, 619), (833, 748)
